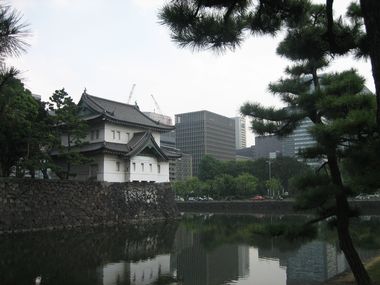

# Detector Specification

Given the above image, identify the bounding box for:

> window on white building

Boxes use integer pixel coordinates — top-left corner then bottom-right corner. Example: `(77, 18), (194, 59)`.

(117, 131), (121, 140)
(133, 162), (136, 171)
(95, 129), (99, 139)
(126, 132), (130, 142)
(116, 161), (120, 172)
(112, 130), (115, 139)
(157, 164), (161, 174)
(141, 163), (144, 172)
(149, 164), (152, 172)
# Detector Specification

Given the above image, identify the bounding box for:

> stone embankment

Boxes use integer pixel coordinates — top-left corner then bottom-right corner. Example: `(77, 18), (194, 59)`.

(0, 179), (178, 234)
(177, 200), (380, 215)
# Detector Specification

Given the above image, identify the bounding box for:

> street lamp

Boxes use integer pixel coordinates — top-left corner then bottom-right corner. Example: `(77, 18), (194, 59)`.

(267, 152), (277, 197)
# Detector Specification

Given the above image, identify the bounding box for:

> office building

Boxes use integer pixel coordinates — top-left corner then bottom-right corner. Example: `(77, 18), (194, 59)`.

(235, 146), (255, 161)
(175, 111), (235, 176)
(231, 116), (247, 149)
(254, 135), (282, 159)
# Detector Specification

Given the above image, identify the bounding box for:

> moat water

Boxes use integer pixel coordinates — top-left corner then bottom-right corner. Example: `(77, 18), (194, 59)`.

(1, 214), (379, 285)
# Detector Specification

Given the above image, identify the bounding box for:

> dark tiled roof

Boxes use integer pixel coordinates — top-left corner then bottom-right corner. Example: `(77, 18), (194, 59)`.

(79, 93), (174, 132)
(161, 145), (182, 159)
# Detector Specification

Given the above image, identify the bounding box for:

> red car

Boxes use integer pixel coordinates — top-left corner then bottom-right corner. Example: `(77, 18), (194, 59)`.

(250, 195), (265, 201)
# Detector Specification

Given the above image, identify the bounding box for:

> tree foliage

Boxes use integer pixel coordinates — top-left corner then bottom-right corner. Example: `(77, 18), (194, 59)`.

(160, 0), (380, 129)
(241, 36), (376, 285)
(197, 155), (309, 194)
(0, 76), (38, 176)
(49, 89), (90, 179)
(0, 3), (29, 61)
(161, 1), (379, 283)
(173, 173), (259, 200)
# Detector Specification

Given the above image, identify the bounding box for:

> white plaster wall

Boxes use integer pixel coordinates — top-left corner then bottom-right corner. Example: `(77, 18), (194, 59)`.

(68, 154), (169, 183)
(61, 123), (106, 146)
(104, 122), (161, 146)
(129, 156), (169, 183)
(102, 154), (129, 182)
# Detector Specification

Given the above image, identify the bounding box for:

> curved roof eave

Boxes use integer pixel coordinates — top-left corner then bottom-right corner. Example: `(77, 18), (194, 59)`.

(126, 132), (168, 161)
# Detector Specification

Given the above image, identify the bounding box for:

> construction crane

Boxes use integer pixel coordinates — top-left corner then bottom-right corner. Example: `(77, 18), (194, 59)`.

(127, 83), (136, 104)
(151, 94), (162, 114)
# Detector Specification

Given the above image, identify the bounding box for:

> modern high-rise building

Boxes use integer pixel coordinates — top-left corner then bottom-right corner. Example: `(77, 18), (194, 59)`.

(254, 135), (282, 159)
(231, 116), (247, 149)
(175, 111), (235, 176)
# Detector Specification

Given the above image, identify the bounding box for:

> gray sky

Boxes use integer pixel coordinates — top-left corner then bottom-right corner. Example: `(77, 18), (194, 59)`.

(8, 0), (375, 145)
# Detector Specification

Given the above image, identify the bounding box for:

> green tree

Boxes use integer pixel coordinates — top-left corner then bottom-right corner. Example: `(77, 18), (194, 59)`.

(242, 69), (375, 284)
(173, 177), (210, 199)
(239, 4), (376, 283)
(270, 157), (310, 192)
(212, 174), (236, 198)
(159, 0), (380, 129)
(265, 177), (283, 198)
(21, 100), (56, 179)
(198, 155), (223, 181)
(235, 173), (259, 198)
(0, 3), (29, 62)
(49, 89), (90, 179)
(0, 75), (39, 176)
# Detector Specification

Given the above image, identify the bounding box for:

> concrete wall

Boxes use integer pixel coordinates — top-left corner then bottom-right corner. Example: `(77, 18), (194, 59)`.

(0, 179), (178, 234)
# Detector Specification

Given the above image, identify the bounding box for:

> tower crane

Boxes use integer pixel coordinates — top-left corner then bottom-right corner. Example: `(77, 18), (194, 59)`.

(151, 94), (163, 114)
(127, 83), (136, 104)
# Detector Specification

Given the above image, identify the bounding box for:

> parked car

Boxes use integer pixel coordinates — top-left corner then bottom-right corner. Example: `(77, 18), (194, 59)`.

(355, 193), (371, 200)
(250, 195), (265, 201)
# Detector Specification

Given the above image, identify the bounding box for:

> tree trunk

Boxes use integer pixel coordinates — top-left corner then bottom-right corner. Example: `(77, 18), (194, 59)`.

(328, 153), (372, 285)
(335, 193), (372, 285)
(42, 168), (49, 179)
(360, 0), (380, 128)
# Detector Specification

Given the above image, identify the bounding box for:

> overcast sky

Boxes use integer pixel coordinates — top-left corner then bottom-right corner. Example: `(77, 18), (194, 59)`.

(8, 0), (375, 145)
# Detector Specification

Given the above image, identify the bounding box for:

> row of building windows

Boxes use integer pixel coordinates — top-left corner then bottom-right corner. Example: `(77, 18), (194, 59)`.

(111, 130), (131, 142)
(115, 162), (161, 173)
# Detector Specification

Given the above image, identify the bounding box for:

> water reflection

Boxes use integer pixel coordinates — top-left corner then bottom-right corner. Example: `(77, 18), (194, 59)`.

(172, 225), (249, 285)
(0, 215), (379, 285)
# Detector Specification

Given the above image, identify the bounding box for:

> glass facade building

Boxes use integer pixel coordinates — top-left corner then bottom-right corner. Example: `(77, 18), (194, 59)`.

(175, 111), (235, 176)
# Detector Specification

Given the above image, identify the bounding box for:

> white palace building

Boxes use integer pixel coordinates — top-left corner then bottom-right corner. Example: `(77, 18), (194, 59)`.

(59, 92), (178, 183)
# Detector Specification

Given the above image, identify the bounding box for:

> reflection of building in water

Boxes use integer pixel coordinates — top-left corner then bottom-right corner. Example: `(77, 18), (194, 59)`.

(257, 238), (380, 285)
(171, 226), (249, 285)
(286, 241), (347, 285)
(257, 246), (292, 268)
(101, 262), (130, 285)
(130, 255), (171, 285)
(99, 254), (171, 285)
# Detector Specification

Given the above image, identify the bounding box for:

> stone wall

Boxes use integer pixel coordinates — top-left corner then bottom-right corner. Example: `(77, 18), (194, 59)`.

(0, 179), (178, 234)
